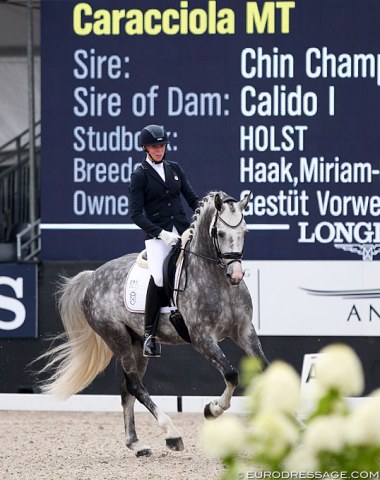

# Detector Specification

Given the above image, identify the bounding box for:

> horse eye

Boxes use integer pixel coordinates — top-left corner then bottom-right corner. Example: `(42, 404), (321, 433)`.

(218, 231), (225, 239)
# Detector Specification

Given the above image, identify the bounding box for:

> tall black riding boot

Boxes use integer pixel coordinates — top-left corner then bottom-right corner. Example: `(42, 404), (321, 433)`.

(143, 277), (162, 358)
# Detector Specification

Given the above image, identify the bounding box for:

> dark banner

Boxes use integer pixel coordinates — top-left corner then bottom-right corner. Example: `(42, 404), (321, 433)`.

(0, 264), (38, 338)
(41, 0), (380, 261)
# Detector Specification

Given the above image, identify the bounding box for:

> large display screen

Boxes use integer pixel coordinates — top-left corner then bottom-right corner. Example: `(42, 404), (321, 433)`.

(41, 1), (380, 263)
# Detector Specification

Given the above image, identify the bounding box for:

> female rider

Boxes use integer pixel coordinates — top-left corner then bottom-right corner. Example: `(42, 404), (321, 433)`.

(129, 124), (199, 357)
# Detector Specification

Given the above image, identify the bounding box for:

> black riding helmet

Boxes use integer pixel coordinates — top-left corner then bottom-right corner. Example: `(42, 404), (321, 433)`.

(140, 124), (170, 147)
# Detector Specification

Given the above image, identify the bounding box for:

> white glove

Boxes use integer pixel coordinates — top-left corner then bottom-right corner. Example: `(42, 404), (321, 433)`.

(159, 230), (180, 246)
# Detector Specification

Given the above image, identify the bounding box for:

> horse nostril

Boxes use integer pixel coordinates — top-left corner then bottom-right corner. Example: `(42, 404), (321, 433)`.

(229, 276), (242, 286)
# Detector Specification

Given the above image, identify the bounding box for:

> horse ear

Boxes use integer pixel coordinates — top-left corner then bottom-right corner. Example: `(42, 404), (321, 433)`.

(214, 193), (223, 211)
(240, 191), (252, 211)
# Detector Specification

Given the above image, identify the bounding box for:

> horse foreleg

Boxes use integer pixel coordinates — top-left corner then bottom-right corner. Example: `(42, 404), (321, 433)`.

(233, 323), (270, 368)
(192, 338), (239, 419)
(204, 369), (239, 419)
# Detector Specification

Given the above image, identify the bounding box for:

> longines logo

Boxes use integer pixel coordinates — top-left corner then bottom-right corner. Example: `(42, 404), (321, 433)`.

(298, 222), (380, 260)
(301, 287), (380, 322)
(334, 244), (380, 261)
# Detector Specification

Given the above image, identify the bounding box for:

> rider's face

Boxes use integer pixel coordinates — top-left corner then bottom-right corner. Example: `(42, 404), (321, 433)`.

(145, 144), (166, 162)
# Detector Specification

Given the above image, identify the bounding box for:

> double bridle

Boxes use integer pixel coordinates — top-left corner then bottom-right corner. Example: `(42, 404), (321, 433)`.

(210, 200), (244, 269)
(182, 196), (245, 271)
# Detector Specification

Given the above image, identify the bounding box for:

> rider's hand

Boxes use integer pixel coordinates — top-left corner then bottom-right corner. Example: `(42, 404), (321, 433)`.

(158, 230), (180, 246)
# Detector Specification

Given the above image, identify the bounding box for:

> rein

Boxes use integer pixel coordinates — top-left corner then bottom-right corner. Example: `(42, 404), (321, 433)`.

(180, 244), (220, 265)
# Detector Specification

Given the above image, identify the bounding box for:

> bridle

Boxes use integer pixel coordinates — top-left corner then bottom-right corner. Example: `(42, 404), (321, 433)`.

(173, 196), (247, 293)
(181, 196), (245, 272)
(210, 196), (245, 269)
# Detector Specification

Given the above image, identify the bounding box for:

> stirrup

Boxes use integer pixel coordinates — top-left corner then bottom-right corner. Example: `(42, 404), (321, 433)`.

(143, 335), (162, 358)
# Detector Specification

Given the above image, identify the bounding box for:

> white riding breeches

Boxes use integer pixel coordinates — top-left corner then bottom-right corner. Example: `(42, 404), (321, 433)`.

(145, 238), (171, 287)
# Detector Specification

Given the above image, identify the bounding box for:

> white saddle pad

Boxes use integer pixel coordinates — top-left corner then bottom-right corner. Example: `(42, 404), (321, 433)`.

(124, 259), (183, 314)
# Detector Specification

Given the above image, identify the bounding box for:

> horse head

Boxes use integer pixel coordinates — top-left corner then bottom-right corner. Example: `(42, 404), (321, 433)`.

(211, 192), (251, 286)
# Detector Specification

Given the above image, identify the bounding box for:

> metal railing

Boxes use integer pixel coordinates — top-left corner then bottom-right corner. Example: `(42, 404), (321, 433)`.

(0, 121), (41, 261)
(16, 219), (41, 262)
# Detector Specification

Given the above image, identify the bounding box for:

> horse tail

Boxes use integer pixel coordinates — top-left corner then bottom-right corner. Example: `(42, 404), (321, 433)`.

(37, 271), (113, 399)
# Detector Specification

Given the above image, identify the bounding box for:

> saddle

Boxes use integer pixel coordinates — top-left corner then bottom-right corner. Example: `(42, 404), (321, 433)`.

(126, 237), (191, 343)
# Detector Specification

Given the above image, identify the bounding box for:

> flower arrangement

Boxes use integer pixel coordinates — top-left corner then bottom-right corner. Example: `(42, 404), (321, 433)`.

(202, 344), (380, 479)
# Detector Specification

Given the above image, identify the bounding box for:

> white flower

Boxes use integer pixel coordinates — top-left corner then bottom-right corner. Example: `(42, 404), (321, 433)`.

(283, 443), (319, 471)
(201, 415), (246, 458)
(315, 344), (364, 396)
(303, 414), (347, 454)
(246, 361), (301, 415)
(345, 396), (380, 446)
(250, 410), (300, 461)
(369, 388), (380, 398)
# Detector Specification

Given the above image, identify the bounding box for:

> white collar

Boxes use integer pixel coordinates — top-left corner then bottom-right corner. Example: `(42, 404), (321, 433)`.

(146, 156), (165, 180)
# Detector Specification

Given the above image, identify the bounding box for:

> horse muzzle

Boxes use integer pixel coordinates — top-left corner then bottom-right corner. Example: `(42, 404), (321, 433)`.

(226, 260), (245, 285)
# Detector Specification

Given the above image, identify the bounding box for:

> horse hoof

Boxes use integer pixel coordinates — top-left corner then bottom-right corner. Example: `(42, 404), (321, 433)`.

(135, 448), (153, 457)
(166, 437), (184, 451)
(204, 402), (217, 420)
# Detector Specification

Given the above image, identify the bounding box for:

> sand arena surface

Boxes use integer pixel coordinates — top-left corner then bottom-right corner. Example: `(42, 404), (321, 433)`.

(0, 411), (224, 480)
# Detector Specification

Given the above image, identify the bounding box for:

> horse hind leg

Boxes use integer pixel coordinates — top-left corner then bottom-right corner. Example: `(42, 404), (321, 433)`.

(121, 379), (153, 456)
(123, 371), (185, 454)
(120, 335), (184, 455)
(120, 344), (152, 457)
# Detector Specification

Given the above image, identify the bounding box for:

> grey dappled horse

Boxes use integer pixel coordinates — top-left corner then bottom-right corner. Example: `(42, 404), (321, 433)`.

(38, 191), (269, 457)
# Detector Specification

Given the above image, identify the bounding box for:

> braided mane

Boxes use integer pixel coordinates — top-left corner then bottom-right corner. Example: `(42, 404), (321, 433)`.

(189, 191), (225, 239)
